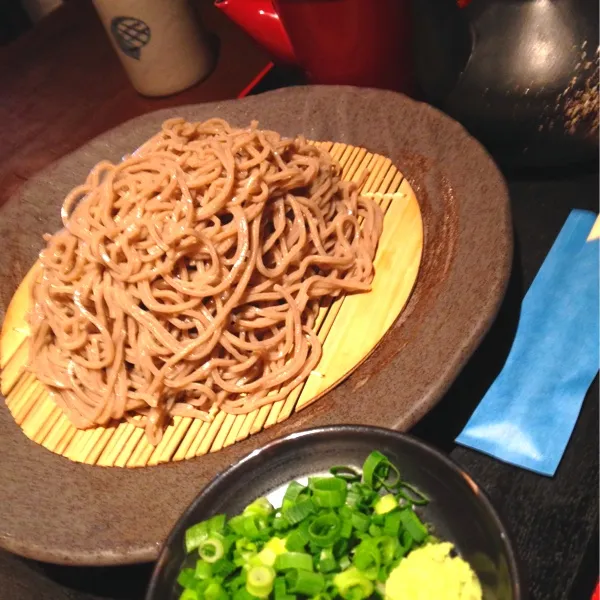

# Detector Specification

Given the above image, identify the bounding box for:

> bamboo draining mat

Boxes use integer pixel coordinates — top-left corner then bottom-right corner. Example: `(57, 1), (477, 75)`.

(0, 141), (423, 468)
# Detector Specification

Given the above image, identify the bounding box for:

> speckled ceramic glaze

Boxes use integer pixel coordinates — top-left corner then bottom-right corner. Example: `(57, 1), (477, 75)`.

(0, 86), (512, 565)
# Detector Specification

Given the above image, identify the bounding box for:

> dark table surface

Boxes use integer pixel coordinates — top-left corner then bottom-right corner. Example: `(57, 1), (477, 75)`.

(0, 3), (598, 600)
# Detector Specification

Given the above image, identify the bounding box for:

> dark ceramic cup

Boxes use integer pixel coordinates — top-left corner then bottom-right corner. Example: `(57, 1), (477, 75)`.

(146, 426), (524, 600)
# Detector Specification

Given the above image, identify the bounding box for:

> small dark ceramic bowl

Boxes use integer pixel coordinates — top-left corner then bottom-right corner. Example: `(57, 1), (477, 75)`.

(146, 426), (524, 600)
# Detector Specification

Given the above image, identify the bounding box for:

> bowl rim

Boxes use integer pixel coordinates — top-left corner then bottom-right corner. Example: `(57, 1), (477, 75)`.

(146, 424), (525, 600)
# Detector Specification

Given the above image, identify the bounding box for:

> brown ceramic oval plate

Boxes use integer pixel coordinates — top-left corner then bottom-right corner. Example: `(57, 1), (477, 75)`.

(0, 86), (512, 565)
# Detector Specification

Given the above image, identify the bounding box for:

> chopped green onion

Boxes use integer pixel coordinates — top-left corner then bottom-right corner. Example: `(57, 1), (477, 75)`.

(283, 498), (316, 525)
(232, 515), (269, 540)
(177, 450), (438, 600)
(283, 481), (305, 503)
(272, 515), (290, 532)
(307, 513), (342, 547)
(198, 536), (225, 563)
(362, 451), (389, 489)
(273, 577), (296, 600)
(230, 514), (269, 539)
(194, 560), (213, 579)
(235, 538), (258, 563)
(234, 588), (259, 600)
(207, 514), (226, 533)
(296, 520), (311, 543)
(230, 574), (248, 591)
(333, 566), (374, 600)
(397, 482), (430, 506)
(345, 488), (363, 510)
(318, 548), (337, 573)
(257, 537), (288, 567)
(244, 497), (274, 518)
(309, 477), (348, 508)
(399, 509), (428, 542)
(285, 568), (325, 595)
(212, 558), (236, 578)
(332, 538), (349, 559)
(177, 568), (196, 589)
(351, 511), (370, 532)
(204, 582), (228, 600)
(352, 539), (380, 580)
(246, 565), (276, 598)
(375, 536), (399, 566)
(370, 514), (385, 526)
(274, 577), (286, 594)
(275, 552), (314, 572)
(398, 529), (414, 558)
(185, 521), (209, 553)
(229, 515), (247, 536)
(383, 511), (402, 536)
(285, 530), (307, 552)
(339, 516), (353, 539)
(362, 451), (402, 491)
(379, 462), (401, 491)
(329, 465), (361, 482)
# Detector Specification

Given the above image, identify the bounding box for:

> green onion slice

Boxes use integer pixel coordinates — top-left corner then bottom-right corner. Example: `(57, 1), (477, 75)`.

(275, 552), (314, 572)
(333, 566), (374, 600)
(179, 589), (198, 600)
(244, 497), (274, 518)
(283, 481), (306, 503)
(285, 568), (325, 596)
(283, 498), (316, 525)
(198, 536), (225, 563)
(184, 521), (209, 553)
(399, 509), (428, 543)
(310, 477), (348, 508)
(397, 482), (430, 506)
(329, 465), (361, 482)
(352, 539), (381, 580)
(246, 565), (276, 598)
(307, 513), (342, 547)
(194, 560), (213, 579)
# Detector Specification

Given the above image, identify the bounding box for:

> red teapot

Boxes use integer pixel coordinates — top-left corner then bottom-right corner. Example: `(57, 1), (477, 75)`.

(214, 0), (422, 93)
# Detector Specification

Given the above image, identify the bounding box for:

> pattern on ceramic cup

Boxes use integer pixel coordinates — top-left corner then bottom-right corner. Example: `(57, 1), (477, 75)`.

(110, 16), (151, 60)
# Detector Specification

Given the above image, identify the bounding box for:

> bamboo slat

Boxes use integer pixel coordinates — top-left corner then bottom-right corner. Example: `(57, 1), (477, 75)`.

(0, 143), (423, 467)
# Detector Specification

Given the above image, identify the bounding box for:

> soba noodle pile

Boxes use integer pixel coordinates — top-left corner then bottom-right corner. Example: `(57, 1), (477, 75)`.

(28, 118), (383, 444)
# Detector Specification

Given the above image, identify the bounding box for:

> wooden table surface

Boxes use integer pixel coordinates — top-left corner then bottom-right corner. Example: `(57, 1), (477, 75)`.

(0, 3), (598, 600)
(0, 0), (270, 209)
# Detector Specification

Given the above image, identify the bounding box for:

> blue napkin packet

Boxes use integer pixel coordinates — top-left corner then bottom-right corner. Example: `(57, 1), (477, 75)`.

(456, 210), (599, 476)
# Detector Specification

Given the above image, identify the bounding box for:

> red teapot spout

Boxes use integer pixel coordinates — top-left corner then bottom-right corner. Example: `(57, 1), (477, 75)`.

(214, 0), (296, 64)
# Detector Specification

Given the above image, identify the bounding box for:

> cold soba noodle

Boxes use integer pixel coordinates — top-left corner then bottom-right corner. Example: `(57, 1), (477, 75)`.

(28, 119), (383, 444)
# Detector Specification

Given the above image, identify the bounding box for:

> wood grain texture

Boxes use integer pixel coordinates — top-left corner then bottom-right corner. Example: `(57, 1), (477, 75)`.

(0, 143), (423, 467)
